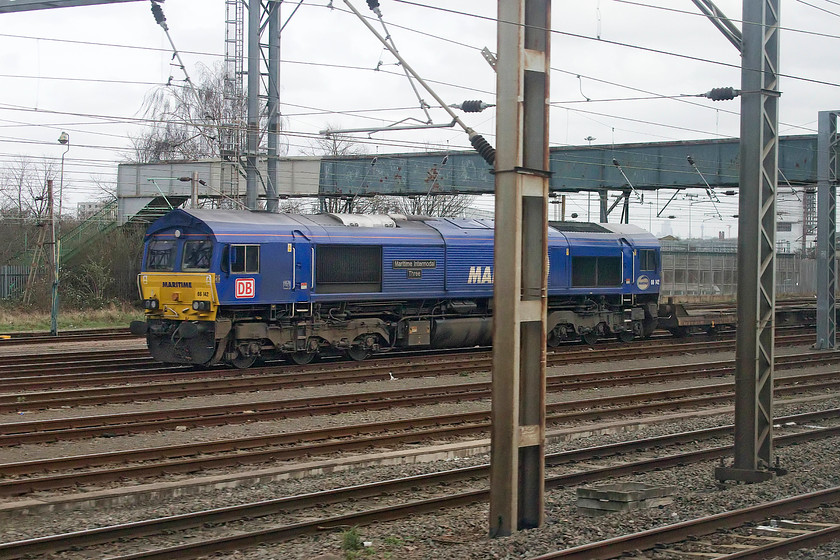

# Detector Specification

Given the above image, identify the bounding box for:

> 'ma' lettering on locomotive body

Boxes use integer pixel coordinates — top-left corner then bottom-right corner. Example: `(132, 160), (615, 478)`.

(467, 266), (494, 284)
(162, 281), (193, 288)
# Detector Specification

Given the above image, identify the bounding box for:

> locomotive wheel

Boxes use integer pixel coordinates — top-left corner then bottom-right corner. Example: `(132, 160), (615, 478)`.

(546, 332), (563, 348)
(231, 353), (256, 369)
(581, 331), (598, 346)
(618, 330), (634, 343)
(347, 346), (370, 361)
(289, 351), (316, 365)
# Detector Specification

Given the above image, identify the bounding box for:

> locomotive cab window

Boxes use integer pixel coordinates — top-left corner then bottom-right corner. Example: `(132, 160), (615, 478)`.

(572, 256), (621, 287)
(639, 249), (658, 272)
(220, 245), (229, 274)
(230, 244), (260, 274)
(147, 239), (176, 271)
(182, 239), (213, 272)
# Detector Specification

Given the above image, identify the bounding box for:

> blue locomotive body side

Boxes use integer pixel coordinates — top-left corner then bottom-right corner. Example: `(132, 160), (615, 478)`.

(134, 209), (661, 367)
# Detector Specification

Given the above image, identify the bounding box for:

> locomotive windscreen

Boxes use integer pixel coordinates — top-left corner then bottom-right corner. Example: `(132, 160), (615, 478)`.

(316, 245), (382, 293)
(146, 239), (176, 271)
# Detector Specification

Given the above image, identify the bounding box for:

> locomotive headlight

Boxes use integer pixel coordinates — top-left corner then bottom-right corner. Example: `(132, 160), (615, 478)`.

(192, 300), (211, 312)
(143, 298), (159, 310)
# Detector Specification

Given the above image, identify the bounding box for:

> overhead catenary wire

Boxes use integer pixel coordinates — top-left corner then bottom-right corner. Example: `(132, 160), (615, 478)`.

(388, 0), (840, 90)
(338, 0), (495, 165)
(366, 0), (433, 124)
(0, 20), (820, 140)
(794, 0), (840, 18)
(611, 0), (840, 42)
(0, 6), (768, 166)
(0, 88), (818, 178)
(0, 2), (832, 206)
(0, 3), (837, 94)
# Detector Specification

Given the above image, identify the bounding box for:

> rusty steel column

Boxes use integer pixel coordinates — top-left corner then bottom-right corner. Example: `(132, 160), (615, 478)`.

(490, 0), (550, 537)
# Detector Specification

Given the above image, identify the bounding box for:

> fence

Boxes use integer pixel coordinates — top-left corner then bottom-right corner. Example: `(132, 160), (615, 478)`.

(0, 265), (29, 299)
(661, 248), (819, 297)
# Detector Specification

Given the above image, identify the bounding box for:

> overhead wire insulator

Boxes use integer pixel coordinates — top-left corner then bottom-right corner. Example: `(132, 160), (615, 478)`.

(342, 0), (495, 166)
(470, 133), (495, 166)
(366, 0), (382, 16)
(452, 100), (494, 113)
(702, 87), (739, 101)
(150, 1), (167, 28)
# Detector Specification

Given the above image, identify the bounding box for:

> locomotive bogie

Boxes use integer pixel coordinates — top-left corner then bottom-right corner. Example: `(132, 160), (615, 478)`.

(134, 210), (662, 367)
(143, 318), (218, 365)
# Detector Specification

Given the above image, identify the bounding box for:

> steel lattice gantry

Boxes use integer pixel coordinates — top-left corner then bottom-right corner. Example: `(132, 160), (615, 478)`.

(715, 0), (782, 484)
(815, 111), (839, 350)
(317, 136), (818, 197)
(243, 0), (281, 211)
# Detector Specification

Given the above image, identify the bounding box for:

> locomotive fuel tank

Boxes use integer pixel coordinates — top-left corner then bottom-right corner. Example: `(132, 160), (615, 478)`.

(430, 317), (493, 348)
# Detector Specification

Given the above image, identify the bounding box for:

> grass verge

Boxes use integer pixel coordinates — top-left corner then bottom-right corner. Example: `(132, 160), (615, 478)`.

(0, 303), (143, 333)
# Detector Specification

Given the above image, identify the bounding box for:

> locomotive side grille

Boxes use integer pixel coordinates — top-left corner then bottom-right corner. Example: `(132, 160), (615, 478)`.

(571, 256), (622, 287)
(315, 245), (382, 293)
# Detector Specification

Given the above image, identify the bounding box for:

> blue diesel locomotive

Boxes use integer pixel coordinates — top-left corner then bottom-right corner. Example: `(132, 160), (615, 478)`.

(130, 209), (661, 368)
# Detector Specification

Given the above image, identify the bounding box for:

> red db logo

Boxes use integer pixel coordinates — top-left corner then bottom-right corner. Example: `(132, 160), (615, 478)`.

(235, 278), (255, 298)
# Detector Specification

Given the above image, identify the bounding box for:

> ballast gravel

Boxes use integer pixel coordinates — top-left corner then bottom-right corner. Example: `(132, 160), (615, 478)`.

(1, 341), (839, 560)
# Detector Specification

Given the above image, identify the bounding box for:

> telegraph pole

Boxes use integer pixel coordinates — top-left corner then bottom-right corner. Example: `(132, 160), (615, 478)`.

(490, 0), (551, 536)
(48, 179), (58, 336)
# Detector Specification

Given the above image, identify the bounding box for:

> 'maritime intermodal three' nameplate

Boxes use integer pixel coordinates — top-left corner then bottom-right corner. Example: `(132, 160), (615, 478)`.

(392, 260), (437, 269)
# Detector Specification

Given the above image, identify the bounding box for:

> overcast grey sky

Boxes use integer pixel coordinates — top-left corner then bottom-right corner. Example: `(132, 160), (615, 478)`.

(0, 0), (838, 237)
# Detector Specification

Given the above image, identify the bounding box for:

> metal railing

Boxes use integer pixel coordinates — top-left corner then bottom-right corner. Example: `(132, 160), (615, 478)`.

(1, 265), (29, 299)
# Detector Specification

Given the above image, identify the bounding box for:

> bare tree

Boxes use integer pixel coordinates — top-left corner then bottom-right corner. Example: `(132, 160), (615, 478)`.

(304, 127), (474, 217)
(88, 176), (118, 205)
(302, 126), (369, 214)
(302, 126), (367, 158)
(349, 194), (474, 217)
(0, 156), (56, 222)
(129, 62), (255, 163)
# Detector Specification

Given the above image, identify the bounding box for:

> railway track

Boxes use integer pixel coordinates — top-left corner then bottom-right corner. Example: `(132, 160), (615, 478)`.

(4, 357), (839, 448)
(0, 347), (151, 368)
(1, 409), (837, 559)
(0, 327), (136, 346)
(1, 362), (839, 495)
(0, 331), (818, 397)
(0, 322), (814, 375)
(1, 345), (837, 413)
(539, 491), (840, 560)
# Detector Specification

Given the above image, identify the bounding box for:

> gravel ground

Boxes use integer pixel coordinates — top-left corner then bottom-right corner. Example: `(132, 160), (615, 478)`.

(2, 339), (839, 559)
(0, 337), (147, 357)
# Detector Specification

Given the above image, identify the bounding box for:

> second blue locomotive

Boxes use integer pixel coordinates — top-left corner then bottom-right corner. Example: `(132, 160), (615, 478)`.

(131, 209), (661, 367)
